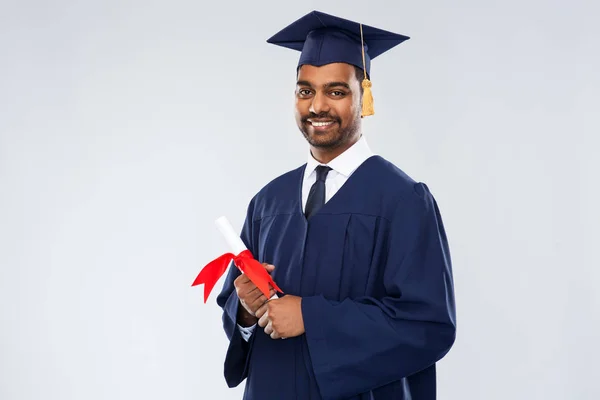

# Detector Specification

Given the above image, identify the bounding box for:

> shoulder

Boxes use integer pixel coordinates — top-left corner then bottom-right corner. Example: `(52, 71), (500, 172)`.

(366, 156), (434, 205)
(245, 164), (305, 219)
(254, 164), (304, 200)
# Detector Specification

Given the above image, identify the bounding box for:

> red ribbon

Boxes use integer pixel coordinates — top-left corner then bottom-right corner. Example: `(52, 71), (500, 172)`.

(192, 249), (283, 303)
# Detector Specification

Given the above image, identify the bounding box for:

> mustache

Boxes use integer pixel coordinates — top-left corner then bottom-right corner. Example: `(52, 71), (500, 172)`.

(301, 112), (341, 123)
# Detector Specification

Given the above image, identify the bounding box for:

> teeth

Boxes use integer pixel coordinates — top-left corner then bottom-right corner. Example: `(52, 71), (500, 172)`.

(311, 121), (334, 127)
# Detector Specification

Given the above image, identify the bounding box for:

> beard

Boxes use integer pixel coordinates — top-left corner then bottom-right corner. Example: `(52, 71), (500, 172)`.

(298, 111), (361, 149)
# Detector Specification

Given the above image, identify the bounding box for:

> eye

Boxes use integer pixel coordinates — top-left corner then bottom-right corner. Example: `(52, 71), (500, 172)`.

(330, 91), (346, 97)
(297, 89), (313, 97)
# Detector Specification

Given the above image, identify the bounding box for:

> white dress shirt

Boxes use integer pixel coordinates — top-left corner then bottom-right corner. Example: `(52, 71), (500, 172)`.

(237, 135), (375, 341)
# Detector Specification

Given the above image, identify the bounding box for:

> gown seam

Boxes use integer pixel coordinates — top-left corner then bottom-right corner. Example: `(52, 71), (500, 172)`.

(253, 211), (394, 223)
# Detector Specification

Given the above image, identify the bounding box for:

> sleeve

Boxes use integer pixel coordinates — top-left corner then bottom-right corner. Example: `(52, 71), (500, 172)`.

(215, 198), (258, 388)
(300, 183), (457, 400)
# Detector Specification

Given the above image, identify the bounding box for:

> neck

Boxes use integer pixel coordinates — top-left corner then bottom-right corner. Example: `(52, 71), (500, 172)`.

(310, 134), (361, 164)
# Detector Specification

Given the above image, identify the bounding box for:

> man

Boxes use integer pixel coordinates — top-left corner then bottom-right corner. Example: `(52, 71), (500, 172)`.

(215, 10), (456, 400)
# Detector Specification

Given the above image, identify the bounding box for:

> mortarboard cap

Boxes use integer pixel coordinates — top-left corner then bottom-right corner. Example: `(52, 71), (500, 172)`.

(266, 10), (410, 116)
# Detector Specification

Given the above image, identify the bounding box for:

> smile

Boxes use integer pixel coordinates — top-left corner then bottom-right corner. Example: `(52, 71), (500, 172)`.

(308, 120), (335, 127)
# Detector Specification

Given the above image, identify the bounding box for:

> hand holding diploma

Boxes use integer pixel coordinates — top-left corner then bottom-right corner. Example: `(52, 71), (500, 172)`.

(235, 262), (277, 324)
(192, 216), (283, 303)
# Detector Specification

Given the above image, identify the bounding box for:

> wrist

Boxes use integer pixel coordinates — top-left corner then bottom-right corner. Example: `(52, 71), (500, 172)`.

(237, 304), (258, 327)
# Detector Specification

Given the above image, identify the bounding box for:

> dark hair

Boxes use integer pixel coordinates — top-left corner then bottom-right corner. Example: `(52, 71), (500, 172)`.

(354, 65), (365, 83)
(354, 66), (366, 97)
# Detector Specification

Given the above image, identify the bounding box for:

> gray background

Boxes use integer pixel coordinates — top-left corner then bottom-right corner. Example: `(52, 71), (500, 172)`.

(1, 0), (599, 399)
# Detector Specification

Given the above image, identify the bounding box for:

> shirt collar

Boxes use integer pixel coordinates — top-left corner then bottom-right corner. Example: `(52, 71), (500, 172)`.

(304, 135), (375, 180)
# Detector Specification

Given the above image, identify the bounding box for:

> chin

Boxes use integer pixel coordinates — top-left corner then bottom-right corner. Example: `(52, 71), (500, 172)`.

(306, 133), (344, 149)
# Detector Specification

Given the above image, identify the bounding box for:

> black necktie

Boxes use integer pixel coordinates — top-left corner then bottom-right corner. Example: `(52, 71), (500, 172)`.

(305, 165), (331, 219)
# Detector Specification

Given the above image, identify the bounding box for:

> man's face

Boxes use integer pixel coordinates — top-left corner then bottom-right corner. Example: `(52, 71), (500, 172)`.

(294, 63), (362, 150)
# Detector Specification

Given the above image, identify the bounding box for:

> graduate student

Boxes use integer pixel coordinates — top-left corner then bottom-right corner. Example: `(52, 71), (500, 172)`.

(215, 10), (457, 400)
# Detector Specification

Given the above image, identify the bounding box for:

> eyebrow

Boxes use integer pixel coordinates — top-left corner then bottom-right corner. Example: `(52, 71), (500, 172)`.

(296, 80), (351, 90)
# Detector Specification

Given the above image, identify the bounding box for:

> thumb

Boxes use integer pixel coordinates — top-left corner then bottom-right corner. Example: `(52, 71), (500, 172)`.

(263, 264), (275, 273)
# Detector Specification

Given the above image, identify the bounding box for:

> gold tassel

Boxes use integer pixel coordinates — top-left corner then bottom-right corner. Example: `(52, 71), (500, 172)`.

(361, 78), (374, 117)
(359, 23), (374, 117)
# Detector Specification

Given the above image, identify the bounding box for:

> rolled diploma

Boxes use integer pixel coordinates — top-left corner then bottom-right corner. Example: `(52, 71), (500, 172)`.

(215, 216), (278, 300)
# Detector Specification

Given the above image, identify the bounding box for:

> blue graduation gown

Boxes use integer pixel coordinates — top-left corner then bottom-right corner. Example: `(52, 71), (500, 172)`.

(216, 155), (456, 400)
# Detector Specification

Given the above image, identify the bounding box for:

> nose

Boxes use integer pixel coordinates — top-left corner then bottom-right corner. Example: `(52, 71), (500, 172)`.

(309, 92), (329, 115)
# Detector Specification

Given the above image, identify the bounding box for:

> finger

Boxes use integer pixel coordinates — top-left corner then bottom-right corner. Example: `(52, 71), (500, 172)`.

(238, 285), (263, 307)
(250, 292), (270, 307)
(234, 274), (250, 286)
(238, 292), (260, 312)
(264, 321), (273, 336)
(255, 301), (269, 319)
(252, 291), (269, 304)
(270, 330), (280, 340)
(245, 284), (273, 306)
(247, 287), (267, 304)
(252, 282), (279, 300)
(245, 286), (277, 303)
(235, 279), (255, 298)
(244, 296), (266, 317)
(236, 288), (251, 306)
(258, 308), (269, 328)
